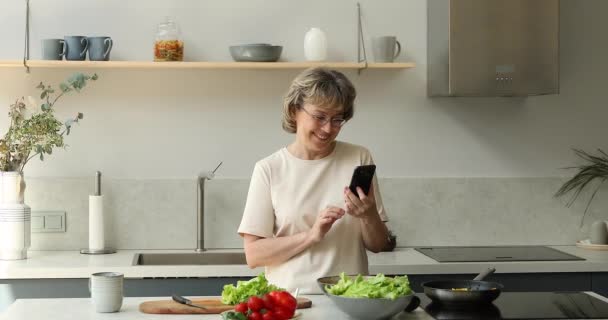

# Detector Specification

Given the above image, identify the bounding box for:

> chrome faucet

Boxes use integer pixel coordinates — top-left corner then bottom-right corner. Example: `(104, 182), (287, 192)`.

(196, 161), (223, 253)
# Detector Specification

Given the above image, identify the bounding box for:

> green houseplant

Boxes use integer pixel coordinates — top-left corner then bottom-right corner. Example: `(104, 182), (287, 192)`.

(555, 148), (608, 228)
(0, 73), (97, 172)
(0, 73), (97, 260)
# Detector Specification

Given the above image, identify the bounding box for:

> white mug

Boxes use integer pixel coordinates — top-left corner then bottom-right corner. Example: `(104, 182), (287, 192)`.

(89, 272), (123, 313)
(590, 221), (608, 245)
(372, 36), (401, 62)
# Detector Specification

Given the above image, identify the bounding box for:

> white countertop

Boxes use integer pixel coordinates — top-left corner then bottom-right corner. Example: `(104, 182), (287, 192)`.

(0, 294), (432, 320)
(2, 293), (608, 320)
(1, 246), (608, 280)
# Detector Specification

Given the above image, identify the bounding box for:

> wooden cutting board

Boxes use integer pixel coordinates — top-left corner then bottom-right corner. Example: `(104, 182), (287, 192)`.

(139, 297), (312, 314)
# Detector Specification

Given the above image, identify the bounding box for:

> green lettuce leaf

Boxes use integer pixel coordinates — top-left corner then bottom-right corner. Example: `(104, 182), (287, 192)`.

(221, 273), (283, 305)
(326, 272), (412, 300)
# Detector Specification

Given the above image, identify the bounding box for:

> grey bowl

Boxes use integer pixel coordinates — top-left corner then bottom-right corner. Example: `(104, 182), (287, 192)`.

(317, 275), (415, 320)
(229, 44), (282, 62)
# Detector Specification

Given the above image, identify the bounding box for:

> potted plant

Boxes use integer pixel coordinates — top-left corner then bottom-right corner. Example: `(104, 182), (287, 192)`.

(555, 148), (608, 243)
(0, 73), (97, 260)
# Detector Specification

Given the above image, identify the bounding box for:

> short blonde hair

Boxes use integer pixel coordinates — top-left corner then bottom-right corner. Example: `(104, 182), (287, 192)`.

(282, 67), (356, 133)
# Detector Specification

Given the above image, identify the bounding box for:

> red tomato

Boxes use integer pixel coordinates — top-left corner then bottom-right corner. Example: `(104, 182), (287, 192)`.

(273, 306), (294, 320)
(235, 302), (248, 314)
(268, 290), (282, 303)
(262, 310), (277, 320)
(262, 294), (275, 310)
(248, 311), (263, 320)
(275, 291), (297, 312)
(247, 296), (265, 312)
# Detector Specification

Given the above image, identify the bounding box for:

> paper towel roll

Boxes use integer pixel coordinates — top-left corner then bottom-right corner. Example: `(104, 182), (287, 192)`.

(89, 195), (104, 250)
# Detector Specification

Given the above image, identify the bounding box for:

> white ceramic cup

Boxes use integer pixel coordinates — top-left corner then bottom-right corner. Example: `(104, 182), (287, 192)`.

(89, 272), (123, 313)
(590, 221), (608, 245)
(372, 36), (401, 62)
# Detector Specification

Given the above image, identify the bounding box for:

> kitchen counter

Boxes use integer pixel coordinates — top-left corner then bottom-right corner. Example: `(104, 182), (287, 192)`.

(3, 293), (608, 320)
(1, 246), (608, 280)
(1, 294), (430, 320)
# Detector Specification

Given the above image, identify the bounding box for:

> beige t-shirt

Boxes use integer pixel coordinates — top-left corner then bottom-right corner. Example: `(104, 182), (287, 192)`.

(238, 141), (388, 293)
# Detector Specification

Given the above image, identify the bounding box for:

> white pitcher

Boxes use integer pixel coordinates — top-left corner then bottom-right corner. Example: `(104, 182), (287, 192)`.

(304, 27), (327, 61)
(0, 171), (31, 260)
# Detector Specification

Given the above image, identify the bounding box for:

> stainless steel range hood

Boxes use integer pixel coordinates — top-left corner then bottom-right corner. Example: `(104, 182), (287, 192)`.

(428, 0), (560, 97)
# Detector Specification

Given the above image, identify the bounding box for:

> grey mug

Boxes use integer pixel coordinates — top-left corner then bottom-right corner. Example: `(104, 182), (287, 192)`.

(64, 36), (89, 61)
(88, 37), (113, 61)
(41, 39), (65, 60)
(372, 36), (401, 63)
(89, 272), (123, 313)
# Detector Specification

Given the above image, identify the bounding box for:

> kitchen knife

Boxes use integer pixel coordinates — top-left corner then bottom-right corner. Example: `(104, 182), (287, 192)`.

(172, 294), (208, 310)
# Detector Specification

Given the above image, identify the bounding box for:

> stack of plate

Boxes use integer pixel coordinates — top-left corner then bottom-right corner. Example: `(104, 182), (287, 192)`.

(0, 203), (31, 260)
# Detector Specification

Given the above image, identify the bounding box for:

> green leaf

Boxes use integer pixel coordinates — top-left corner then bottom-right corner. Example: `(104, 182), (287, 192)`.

(221, 273), (283, 305)
(41, 103), (50, 111)
(59, 83), (70, 92)
(221, 311), (247, 320)
(326, 273), (412, 300)
(40, 91), (47, 99)
(91, 74), (99, 80)
(36, 82), (44, 89)
(77, 113), (84, 120)
(39, 153), (44, 161)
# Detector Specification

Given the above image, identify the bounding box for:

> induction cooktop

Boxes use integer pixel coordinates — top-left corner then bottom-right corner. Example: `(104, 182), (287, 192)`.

(415, 246), (584, 262)
(419, 292), (608, 319)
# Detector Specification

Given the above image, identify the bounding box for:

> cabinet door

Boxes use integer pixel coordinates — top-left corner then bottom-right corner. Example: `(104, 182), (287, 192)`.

(592, 273), (608, 297)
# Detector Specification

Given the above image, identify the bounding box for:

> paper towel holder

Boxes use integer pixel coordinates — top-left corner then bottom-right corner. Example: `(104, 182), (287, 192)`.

(80, 171), (116, 255)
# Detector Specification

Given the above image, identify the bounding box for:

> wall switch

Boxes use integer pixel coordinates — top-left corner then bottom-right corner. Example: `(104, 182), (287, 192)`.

(31, 211), (66, 233)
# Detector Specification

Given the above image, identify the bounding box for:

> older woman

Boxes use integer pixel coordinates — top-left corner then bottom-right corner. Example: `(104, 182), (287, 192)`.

(238, 67), (389, 293)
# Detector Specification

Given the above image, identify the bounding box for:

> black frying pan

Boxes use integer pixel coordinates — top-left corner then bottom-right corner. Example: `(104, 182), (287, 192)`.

(422, 268), (503, 306)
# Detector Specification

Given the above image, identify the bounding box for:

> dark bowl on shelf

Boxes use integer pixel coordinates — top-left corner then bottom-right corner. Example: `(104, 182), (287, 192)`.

(229, 44), (283, 62)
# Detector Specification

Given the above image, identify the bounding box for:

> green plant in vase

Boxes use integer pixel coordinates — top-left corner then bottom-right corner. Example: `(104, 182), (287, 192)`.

(0, 73), (98, 172)
(0, 72), (97, 260)
(555, 148), (608, 232)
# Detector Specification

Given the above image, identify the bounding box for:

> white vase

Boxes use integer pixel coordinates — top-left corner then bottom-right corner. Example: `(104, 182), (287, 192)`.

(0, 171), (31, 260)
(304, 27), (327, 61)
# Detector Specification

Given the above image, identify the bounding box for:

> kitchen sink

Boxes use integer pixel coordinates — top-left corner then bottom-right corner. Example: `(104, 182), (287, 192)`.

(133, 252), (247, 266)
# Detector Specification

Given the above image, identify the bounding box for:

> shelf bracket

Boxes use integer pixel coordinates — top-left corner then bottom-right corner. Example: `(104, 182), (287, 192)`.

(23, 0), (30, 73)
(356, 2), (368, 75)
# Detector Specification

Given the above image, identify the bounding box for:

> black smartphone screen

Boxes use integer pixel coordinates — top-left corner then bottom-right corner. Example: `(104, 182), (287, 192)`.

(348, 165), (376, 198)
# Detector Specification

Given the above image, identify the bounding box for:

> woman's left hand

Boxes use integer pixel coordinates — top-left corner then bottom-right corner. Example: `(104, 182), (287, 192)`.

(343, 184), (377, 220)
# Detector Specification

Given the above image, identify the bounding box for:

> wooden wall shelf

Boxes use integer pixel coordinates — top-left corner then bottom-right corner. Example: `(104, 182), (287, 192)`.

(0, 60), (414, 70)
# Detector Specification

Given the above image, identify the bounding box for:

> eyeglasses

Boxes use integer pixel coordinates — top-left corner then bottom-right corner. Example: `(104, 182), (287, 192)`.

(299, 107), (347, 128)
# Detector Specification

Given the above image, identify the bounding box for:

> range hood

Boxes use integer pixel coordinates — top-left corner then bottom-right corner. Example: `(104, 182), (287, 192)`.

(428, 0), (560, 97)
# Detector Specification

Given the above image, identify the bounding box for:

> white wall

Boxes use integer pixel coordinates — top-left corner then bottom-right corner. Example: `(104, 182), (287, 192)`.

(0, 0), (607, 180)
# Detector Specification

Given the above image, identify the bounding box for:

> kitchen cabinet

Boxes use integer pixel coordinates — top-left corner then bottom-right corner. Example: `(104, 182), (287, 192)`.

(592, 273), (608, 297)
(1, 272), (604, 303)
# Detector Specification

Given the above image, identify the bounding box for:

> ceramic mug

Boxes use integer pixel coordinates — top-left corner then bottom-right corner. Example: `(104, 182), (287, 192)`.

(372, 36), (401, 63)
(590, 221), (608, 245)
(88, 37), (113, 61)
(41, 39), (65, 60)
(89, 272), (123, 313)
(64, 36), (89, 61)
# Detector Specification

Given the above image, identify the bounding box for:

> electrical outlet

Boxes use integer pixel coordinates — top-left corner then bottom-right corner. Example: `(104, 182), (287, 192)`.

(31, 211), (66, 233)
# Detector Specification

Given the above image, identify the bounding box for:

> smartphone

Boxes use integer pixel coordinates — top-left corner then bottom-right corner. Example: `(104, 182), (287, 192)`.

(348, 165), (376, 198)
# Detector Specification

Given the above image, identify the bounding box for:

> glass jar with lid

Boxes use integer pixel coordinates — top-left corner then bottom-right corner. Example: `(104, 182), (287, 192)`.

(154, 16), (184, 62)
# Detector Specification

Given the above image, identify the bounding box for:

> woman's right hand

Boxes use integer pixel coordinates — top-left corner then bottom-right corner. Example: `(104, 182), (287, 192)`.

(308, 206), (345, 243)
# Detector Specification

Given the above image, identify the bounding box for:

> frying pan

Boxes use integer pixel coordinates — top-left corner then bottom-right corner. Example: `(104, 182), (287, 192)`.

(422, 268), (503, 306)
